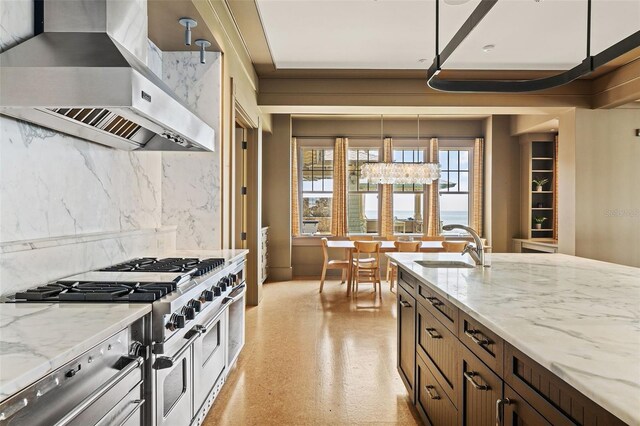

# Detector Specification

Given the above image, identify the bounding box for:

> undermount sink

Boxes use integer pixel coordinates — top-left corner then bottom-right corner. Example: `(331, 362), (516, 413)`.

(415, 260), (475, 268)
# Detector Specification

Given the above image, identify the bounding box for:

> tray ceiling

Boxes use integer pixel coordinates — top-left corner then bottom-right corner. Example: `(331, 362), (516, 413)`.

(255, 0), (640, 71)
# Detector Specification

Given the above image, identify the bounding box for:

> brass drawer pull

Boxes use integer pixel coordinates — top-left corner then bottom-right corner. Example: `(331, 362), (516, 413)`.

(425, 385), (441, 400)
(464, 329), (491, 346)
(425, 327), (442, 339)
(495, 398), (511, 426)
(464, 371), (490, 391)
(425, 296), (443, 307)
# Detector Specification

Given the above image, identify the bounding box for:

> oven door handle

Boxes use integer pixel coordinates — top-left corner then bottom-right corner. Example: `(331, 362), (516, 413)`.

(196, 307), (226, 335)
(53, 356), (143, 426)
(153, 329), (201, 370)
(222, 283), (246, 305)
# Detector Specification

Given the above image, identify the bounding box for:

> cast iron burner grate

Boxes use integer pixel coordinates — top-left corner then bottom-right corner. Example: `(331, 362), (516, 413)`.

(99, 257), (225, 276)
(13, 281), (178, 302)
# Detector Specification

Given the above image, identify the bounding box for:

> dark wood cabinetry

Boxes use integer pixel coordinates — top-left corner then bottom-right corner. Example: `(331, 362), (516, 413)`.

(397, 267), (626, 426)
(461, 346), (503, 426)
(398, 284), (416, 401)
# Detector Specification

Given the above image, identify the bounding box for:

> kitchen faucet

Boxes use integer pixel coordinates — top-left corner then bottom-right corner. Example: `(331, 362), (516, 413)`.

(441, 224), (486, 266)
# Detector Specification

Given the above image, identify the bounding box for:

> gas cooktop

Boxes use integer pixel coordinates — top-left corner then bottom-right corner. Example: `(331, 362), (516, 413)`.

(8, 257), (226, 303)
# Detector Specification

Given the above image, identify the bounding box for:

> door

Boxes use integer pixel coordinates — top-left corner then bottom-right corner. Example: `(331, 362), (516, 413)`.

(193, 309), (227, 413)
(235, 123), (248, 249)
(397, 286), (416, 400)
(155, 342), (193, 426)
(461, 346), (503, 426)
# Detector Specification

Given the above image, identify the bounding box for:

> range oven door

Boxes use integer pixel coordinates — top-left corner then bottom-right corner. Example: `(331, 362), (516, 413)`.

(225, 284), (246, 369)
(154, 330), (197, 426)
(193, 307), (227, 414)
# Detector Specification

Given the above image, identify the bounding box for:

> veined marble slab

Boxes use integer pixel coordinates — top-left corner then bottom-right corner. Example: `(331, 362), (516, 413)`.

(386, 252), (640, 425)
(0, 303), (151, 402)
(171, 249), (249, 264)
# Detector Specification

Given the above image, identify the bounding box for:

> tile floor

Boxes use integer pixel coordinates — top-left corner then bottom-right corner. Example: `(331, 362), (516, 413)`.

(203, 279), (421, 425)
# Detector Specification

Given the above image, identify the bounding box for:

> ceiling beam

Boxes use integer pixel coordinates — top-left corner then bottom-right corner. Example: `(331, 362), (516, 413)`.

(258, 77), (592, 112)
(591, 58), (640, 109)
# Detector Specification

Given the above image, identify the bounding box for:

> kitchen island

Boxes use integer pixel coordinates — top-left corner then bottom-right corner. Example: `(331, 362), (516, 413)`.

(387, 252), (640, 426)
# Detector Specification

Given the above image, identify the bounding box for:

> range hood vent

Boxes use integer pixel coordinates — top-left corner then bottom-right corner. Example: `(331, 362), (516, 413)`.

(0, 1), (215, 152)
(49, 108), (145, 141)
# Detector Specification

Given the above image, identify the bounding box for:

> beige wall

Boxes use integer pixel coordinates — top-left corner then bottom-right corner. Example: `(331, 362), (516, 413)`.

(292, 117), (484, 138)
(485, 116), (521, 253)
(193, 1), (270, 249)
(263, 114), (294, 281)
(570, 109), (640, 267)
(558, 109), (577, 255)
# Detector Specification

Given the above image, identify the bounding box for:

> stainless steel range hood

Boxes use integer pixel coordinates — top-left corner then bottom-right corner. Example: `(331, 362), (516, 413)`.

(0, 1), (215, 152)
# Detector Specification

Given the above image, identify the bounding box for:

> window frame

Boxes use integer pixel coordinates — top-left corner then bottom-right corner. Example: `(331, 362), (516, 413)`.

(347, 142), (383, 235)
(438, 139), (475, 233)
(297, 140), (335, 236)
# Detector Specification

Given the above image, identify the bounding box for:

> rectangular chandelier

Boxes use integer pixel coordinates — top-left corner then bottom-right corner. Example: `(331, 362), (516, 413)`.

(361, 163), (441, 185)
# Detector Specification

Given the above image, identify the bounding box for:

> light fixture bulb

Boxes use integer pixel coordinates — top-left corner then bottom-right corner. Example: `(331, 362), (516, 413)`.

(482, 44), (495, 53)
(444, 0), (472, 5)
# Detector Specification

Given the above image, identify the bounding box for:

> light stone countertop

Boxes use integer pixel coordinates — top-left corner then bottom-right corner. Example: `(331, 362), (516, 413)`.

(170, 249), (249, 264)
(0, 303), (151, 403)
(386, 252), (640, 425)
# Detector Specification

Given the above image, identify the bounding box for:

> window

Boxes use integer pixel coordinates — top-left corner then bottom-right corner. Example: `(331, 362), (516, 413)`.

(301, 148), (333, 234)
(392, 149), (425, 234)
(347, 148), (380, 234)
(439, 149), (471, 229)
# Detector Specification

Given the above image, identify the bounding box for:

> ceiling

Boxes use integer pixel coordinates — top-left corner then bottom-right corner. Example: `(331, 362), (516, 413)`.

(253, 0), (640, 71)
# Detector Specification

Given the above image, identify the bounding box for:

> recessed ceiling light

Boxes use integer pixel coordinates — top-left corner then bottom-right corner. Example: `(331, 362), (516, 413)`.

(444, 0), (472, 5)
(418, 58), (429, 63)
(550, 128), (556, 131)
(482, 44), (495, 53)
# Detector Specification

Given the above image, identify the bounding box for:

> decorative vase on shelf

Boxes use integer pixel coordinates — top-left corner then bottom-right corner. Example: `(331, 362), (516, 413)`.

(535, 185), (543, 192)
(535, 223), (542, 230)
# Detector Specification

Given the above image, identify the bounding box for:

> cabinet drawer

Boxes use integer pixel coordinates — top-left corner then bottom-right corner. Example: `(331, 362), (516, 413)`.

(461, 346), (503, 426)
(416, 282), (458, 335)
(503, 384), (552, 426)
(504, 343), (626, 426)
(459, 312), (503, 375)
(416, 355), (458, 426)
(398, 268), (417, 296)
(417, 303), (459, 406)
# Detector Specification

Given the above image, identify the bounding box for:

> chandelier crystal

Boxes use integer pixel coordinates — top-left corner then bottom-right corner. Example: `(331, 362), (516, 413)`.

(361, 162), (441, 185)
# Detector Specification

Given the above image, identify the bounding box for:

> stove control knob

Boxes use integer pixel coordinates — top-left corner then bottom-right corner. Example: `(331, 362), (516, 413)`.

(201, 290), (214, 302)
(213, 286), (222, 297)
(183, 307), (196, 320)
(219, 280), (227, 292)
(188, 299), (202, 312)
(166, 313), (186, 331)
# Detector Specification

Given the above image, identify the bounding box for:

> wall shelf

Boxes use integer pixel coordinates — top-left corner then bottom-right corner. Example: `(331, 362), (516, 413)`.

(521, 138), (557, 241)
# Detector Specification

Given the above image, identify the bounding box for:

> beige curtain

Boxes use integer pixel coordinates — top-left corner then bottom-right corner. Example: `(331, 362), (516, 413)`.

(291, 137), (300, 237)
(553, 135), (558, 241)
(380, 138), (394, 238)
(427, 138), (441, 236)
(471, 137), (484, 237)
(331, 137), (348, 236)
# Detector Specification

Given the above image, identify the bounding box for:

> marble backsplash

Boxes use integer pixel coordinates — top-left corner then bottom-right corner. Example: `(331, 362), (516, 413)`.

(161, 52), (223, 250)
(0, 3), (223, 295)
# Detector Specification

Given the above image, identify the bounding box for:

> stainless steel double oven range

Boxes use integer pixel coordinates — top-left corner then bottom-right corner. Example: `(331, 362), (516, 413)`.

(6, 255), (246, 426)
